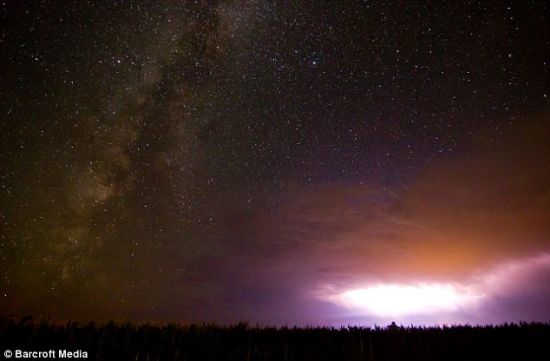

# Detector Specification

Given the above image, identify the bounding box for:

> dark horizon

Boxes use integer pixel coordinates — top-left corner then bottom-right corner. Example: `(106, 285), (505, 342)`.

(1, 317), (549, 361)
(1, 1), (549, 327)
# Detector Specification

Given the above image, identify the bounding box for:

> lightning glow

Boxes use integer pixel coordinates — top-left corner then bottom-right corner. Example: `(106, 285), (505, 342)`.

(334, 283), (480, 317)
(319, 254), (550, 321)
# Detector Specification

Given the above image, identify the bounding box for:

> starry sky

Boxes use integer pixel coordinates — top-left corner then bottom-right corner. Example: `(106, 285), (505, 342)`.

(1, 1), (549, 326)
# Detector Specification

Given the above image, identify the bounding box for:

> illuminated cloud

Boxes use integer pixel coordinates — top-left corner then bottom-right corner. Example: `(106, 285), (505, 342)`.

(317, 254), (550, 324)
(332, 283), (481, 317)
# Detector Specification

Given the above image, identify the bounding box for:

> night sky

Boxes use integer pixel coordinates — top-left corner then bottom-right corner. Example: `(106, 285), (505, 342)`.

(1, 1), (549, 326)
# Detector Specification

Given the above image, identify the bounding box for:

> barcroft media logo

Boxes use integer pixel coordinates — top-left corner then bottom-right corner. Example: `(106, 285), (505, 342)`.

(3, 349), (88, 359)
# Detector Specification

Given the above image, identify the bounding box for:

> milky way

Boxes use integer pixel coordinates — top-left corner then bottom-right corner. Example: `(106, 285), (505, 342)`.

(1, 1), (548, 325)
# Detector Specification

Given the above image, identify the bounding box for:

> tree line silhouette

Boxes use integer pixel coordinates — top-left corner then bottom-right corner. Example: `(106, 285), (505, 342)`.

(1, 317), (548, 360)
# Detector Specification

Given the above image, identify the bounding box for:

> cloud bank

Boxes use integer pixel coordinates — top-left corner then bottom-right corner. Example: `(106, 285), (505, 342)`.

(183, 113), (550, 325)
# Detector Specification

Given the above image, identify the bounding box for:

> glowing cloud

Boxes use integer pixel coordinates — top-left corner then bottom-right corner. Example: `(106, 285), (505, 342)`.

(334, 283), (481, 317)
(319, 253), (550, 323)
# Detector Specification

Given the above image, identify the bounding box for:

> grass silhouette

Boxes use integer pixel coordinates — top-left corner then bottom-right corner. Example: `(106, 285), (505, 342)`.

(1, 317), (548, 360)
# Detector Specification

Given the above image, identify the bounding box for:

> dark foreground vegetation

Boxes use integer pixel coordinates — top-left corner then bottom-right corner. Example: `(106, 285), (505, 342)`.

(1, 317), (549, 361)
